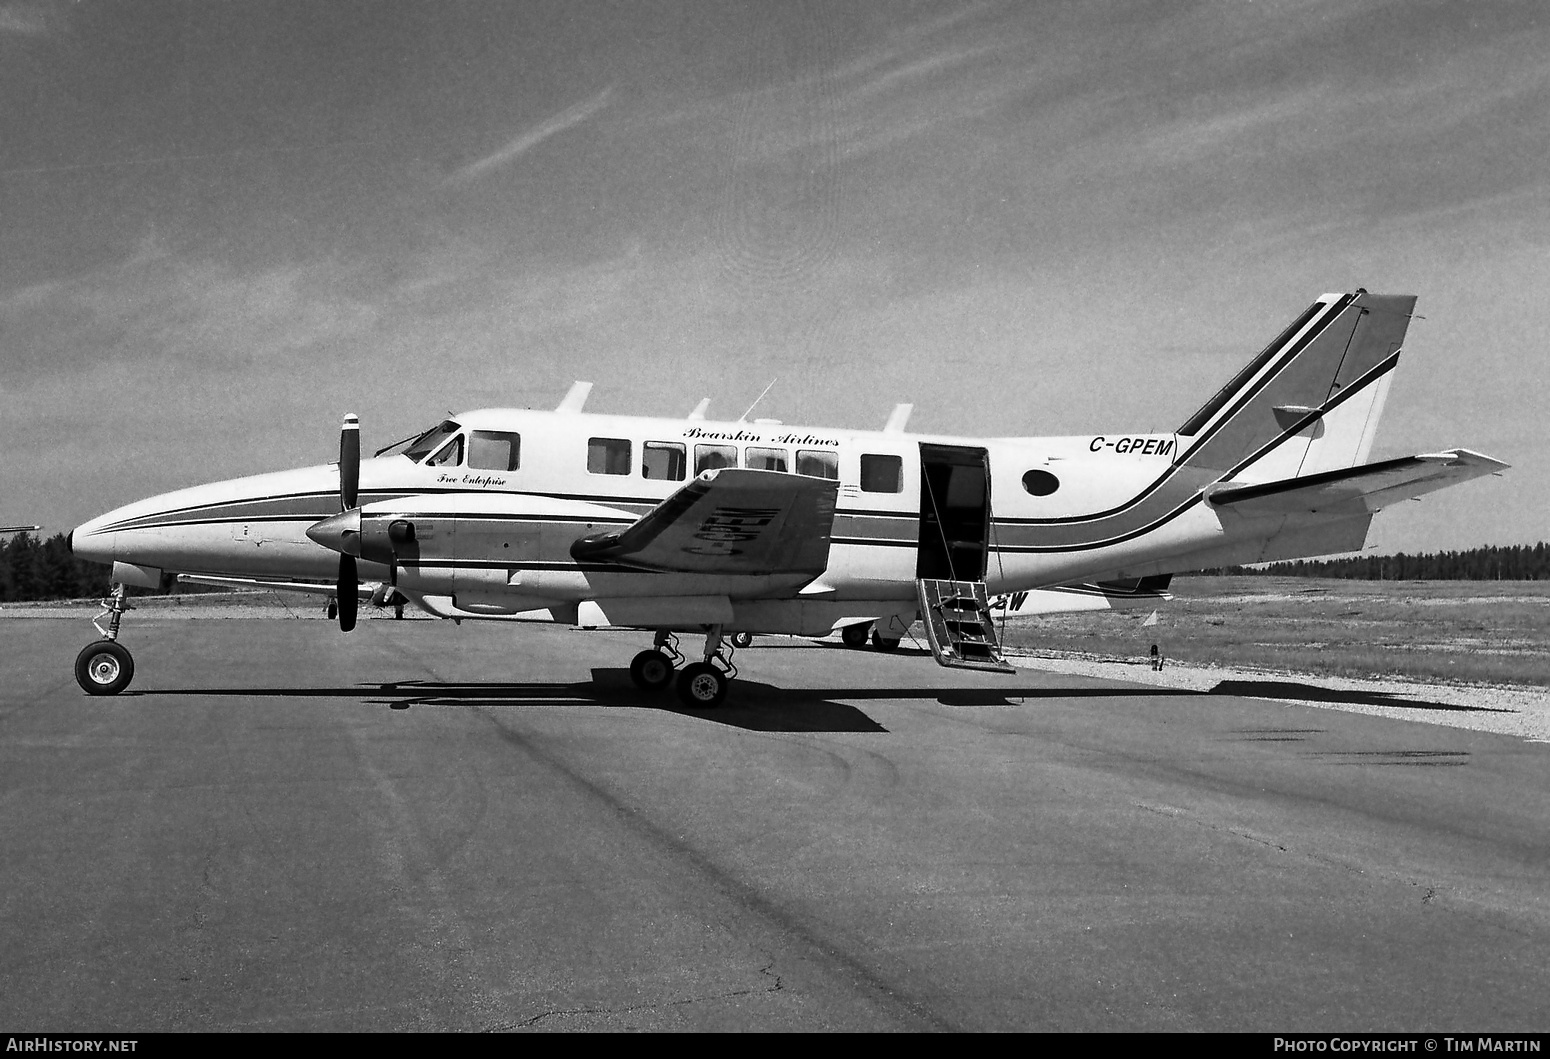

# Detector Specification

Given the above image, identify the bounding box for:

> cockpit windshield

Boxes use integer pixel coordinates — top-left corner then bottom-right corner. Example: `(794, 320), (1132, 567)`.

(375, 420), (463, 462)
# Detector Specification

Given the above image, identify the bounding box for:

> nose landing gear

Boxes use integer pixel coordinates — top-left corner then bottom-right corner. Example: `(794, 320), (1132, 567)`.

(75, 583), (134, 696)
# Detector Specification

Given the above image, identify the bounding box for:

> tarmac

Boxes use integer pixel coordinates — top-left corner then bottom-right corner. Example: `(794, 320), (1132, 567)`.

(2, 612), (1548, 1031)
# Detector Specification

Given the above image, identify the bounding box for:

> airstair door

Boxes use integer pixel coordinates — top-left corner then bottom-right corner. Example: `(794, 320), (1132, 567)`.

(916, 444), (990, 581)
(914, 444), (1013, 672)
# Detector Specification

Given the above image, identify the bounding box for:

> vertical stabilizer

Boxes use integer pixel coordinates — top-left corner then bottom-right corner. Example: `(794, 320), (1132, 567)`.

(1176, 291), (1416, 482)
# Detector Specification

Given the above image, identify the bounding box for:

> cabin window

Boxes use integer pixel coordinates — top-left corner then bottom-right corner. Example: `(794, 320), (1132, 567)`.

(695, 444), (736, 474)
(744, 447), (789, 472)
(860, 453), (903, 493)
(425, 435), (464, 467)
(643, 442), (686, 481)
(468, 431), (520, 472)
(1022, 469), (1059, 496)
(587, 437), (631, 475)
(797, 450), (839, 480)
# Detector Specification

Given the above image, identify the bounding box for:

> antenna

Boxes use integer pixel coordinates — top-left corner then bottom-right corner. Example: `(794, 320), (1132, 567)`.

(737, 378), (777, 423)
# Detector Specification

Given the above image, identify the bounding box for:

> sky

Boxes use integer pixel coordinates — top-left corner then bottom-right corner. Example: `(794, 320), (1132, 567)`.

(2, 0), (1546, 554)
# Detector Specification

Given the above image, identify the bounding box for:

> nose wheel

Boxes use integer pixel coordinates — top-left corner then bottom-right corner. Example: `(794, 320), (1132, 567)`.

(75, 583), (135, 695)
(75, 640), (135, 696)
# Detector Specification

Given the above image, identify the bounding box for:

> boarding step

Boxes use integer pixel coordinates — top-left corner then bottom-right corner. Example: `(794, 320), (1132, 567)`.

(915, 578), (1016, 673)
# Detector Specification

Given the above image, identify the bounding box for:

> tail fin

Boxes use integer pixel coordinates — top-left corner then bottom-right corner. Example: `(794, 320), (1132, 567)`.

(1175, 290), (1416, 481)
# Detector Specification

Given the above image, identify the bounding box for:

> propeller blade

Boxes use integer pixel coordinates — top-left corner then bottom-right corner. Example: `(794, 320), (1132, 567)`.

(339, 413), (359, 511)
(337, 553), (358, 632)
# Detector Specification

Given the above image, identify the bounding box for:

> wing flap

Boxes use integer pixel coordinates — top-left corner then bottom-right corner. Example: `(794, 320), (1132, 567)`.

(1206, 449), (1507, 518)
(570, 467), (839, 575)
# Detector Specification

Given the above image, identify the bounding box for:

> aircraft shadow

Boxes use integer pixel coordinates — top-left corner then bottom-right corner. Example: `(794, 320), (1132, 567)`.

(809, 641), (935, 659)
(1208, 679), (1515, 714)
(132, 669), (1197, 734)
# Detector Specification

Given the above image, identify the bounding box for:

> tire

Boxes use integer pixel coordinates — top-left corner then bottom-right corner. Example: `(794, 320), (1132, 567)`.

(840, 623), (870, 648)
(675, 662), (728, 708)
(731, 631), (754, 649)
(870, 629), (901, 651)
(629, 649), (675, 692)
(75, 641), (134, 696)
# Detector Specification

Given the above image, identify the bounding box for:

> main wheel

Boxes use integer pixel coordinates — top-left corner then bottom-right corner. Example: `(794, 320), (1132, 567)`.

(75, 641), (135, 696)
(731, 631), (754, 649)
(629, 649), (676, 692)
(841, 623), (870, 648)
(675, 662), (728, 708)
(870, 629), (902, 651)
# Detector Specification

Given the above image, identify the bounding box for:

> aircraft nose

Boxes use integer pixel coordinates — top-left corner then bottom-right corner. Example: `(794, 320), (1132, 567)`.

(306, 509), (362, 557)
(70, 517), (116, 566)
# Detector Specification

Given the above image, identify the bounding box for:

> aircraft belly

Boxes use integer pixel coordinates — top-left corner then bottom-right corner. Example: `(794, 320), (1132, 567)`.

(990, 505), (1230, 589)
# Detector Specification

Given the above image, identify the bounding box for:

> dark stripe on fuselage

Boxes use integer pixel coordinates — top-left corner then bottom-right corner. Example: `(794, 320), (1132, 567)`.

(988, 342), (1398, 554)
(997, 294), (1352, 531)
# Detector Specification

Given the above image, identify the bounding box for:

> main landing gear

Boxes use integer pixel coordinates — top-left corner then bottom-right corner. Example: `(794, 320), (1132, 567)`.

(75, 583), (135, 696)
(839, 621), (903, 652)
(629, 628), (738, 708)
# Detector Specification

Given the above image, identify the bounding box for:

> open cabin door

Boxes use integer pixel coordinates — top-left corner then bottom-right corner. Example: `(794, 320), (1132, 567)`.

(916, 444), (990, 581)
(914, 444), (1013, 673)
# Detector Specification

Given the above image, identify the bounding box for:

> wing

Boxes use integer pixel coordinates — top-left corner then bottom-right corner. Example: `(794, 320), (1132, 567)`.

(570, 467), (840, 576)
(1206, 449), (1508, 518)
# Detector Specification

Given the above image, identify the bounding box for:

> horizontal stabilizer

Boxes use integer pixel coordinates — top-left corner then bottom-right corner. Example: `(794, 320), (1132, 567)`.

(570, 467), (839, 576)
(1206, 449), (1507, 518)
(992, 575), (1173, 616)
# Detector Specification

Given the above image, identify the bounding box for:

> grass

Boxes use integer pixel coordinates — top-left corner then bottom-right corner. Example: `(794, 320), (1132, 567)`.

(995, 577), (1550, 688)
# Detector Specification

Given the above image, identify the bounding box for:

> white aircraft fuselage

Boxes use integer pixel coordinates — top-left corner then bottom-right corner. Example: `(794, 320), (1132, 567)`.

(68, 290), (1506, 700)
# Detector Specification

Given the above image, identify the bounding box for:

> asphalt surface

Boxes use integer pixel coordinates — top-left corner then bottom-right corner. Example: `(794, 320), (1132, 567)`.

(2, 616), (1547, 1031)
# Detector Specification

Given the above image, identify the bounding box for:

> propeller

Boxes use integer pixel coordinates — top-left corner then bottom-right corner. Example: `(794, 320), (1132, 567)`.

(336, 414), (359, 633)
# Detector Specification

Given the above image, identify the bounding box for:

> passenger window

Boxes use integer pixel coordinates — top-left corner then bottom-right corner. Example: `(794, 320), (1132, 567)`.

(744, 447), (789, 472)
(426, 435), (464, 467)
(860, 453), (903, 493)
(797, 450), (838, 480)
(642, 442), (686, 481)
(1022, 469), (1059, 496)
(695, 444), (736, 474)
(587, 437), (631, 475)
(468, 431), (520, 472)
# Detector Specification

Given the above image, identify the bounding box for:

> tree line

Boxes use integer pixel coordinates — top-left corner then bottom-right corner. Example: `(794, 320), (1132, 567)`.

(0, 531), (186, 602)
(1199, 542), (1550, 581)
(3, 532), (112, 601)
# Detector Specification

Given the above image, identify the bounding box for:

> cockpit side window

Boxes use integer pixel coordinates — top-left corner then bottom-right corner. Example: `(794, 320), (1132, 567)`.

(468, 431), (520, 471)
(425, 435), (464, 467)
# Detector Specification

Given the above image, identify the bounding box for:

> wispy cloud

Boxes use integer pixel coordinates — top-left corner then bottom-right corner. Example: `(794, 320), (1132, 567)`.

(0, 242), (379, 388)
(0, 0), (65, 36)
(650, 3), (1033, 162)
(444, 85), (614, 186)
